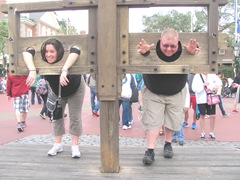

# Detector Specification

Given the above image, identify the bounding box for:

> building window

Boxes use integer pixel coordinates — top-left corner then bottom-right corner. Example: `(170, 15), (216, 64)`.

(41, 26), (46, 36)
(27, 29), (32, 37)
(47, 28), (51, 36)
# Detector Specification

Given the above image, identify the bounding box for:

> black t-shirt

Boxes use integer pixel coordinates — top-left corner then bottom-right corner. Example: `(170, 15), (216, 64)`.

(143, 74), (187, 95)
(45, 75), (81, 97)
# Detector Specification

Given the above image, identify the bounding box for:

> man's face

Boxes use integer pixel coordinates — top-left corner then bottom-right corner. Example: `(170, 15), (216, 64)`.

(160, 37), (179, 57)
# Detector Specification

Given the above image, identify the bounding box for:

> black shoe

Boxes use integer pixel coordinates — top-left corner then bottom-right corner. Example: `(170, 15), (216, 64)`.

(143, 151), (155, 165)
(163, 143), (173, 158)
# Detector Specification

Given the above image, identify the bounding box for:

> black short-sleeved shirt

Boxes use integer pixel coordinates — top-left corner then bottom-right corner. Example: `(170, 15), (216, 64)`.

(143, 74), (187, 95)
(45, 74), (81, 97)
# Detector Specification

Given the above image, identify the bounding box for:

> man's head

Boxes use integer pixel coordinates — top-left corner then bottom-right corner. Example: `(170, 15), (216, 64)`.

(160, 28), (179, 57)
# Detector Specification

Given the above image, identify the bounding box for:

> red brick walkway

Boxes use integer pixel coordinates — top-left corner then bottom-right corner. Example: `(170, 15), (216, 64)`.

(0, 88), (239, 145)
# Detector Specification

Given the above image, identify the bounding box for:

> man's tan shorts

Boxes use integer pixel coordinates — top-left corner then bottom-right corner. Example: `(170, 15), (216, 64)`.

(140, 84), (186, 131)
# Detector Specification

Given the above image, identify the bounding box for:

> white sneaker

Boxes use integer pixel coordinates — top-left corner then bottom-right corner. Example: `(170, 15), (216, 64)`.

(122, 125), (128, 130)
(48, 143), (63, 156)
(129, 120), (134, 125)
(71, 145), (81, 158)
(223, 113), (230, 117)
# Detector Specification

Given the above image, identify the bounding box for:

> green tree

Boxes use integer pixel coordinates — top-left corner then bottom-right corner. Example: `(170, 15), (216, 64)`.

(0, 18), (8, 76)
(142, 9), (207, 33)
(57, 18), (78, 35)
(0, 18), (8, 54)
(142, 2), (234, 45)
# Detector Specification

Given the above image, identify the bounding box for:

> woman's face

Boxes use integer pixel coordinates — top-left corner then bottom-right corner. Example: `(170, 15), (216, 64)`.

(45, 44), (58, 64)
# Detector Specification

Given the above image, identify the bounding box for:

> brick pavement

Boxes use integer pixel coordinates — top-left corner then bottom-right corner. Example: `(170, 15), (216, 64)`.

(1, 87), (240, 145)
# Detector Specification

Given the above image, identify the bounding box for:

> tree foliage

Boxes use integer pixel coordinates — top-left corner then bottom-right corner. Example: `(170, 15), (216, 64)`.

(57, 18), (78, 35)
(0, 18), (8, 55)
(143, 9), (207, 33)
(142, 1), (234, 46)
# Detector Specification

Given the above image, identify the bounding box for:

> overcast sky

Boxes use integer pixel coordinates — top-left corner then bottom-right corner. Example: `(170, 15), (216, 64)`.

(6, 0), (195, 33)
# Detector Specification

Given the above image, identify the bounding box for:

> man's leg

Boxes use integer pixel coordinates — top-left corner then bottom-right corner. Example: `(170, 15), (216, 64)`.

(163, 127), (174, 158)
(164, 127), (173, 143)
(143, 128), (159, 165)
(146, 128), (160, 149)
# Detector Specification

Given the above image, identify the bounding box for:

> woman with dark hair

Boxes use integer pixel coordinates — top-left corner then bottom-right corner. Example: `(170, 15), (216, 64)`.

(23, 38), (85, 158)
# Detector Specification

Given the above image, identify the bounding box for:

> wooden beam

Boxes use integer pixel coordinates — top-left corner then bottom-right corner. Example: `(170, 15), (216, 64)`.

(0, 0), (97, 13)
(116, 0), (228, 7)
(98, 0), (120, 173)
(0, 0), (228, 14)
(4, 35), (96, 75)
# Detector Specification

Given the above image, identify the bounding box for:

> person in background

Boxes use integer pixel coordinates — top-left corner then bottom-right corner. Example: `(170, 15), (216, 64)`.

(129, 74), (137, 125)
(172, 83), (190, 146)
(85, 74), (100, 117)
(137, 28), (200, 165)
(232, 72), (240, 112)
(36, 77), (49, 120)
(119, 73), (136, 130)
(182, 73), (197, 129)
(216, 72), (230, 117)
(0, 76), (6, 93)
(135, 73), (143, 87)
(6, 72), (30, 132)
(135, 73), (143, 113)
(23, 38), (85, 158)
(192, 73), (220, 140)
(30, 72), (42, 105)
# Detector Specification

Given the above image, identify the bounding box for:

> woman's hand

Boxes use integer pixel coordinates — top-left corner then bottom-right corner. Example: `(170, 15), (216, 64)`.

(26, 70), (36, 86)
(60, 70), (69, 86)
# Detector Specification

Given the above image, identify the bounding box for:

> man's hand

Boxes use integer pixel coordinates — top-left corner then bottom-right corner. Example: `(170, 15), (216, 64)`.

(137, 38), (155, 54)
(183, 39), (200, 55)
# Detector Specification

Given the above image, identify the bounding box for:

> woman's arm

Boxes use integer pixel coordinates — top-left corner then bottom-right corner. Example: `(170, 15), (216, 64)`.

(22, 48), (37, 86)
(60, 46), (80, 86)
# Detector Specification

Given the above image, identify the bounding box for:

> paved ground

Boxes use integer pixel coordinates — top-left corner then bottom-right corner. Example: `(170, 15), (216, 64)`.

(0, 87), (240, 147)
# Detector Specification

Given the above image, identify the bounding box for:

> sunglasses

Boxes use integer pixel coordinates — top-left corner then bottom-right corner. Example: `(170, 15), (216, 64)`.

(161, 43), (177, 49)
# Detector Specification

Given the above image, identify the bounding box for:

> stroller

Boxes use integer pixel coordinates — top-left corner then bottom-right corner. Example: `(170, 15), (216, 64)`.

(221, 86), (231, 98)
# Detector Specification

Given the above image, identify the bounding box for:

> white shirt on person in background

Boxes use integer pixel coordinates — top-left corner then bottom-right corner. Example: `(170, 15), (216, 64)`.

(192, 74), (221, 104)
(121, 74), (133, 99)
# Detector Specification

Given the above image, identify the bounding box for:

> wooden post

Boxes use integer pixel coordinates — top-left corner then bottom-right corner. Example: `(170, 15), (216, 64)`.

(98, 0), (120, 173)
(7, 5), (20, 75)
(208, 0), (219, 73)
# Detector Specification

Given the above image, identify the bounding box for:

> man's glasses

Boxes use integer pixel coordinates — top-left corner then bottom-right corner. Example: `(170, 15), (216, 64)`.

(161, 43), (177, 49)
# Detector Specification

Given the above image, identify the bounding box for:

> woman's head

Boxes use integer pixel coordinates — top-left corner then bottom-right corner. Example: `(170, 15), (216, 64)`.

(41, 38), (64, 64)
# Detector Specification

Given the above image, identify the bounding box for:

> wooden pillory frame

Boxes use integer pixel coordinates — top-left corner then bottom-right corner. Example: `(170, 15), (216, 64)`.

(1, 0), (228, 173)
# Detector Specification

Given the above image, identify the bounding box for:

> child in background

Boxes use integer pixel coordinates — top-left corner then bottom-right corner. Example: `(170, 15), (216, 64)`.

(172, 82), (190, 146)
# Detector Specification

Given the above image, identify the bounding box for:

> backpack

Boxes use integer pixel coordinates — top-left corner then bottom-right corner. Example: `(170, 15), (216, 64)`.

(36, 79), (48, 95)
